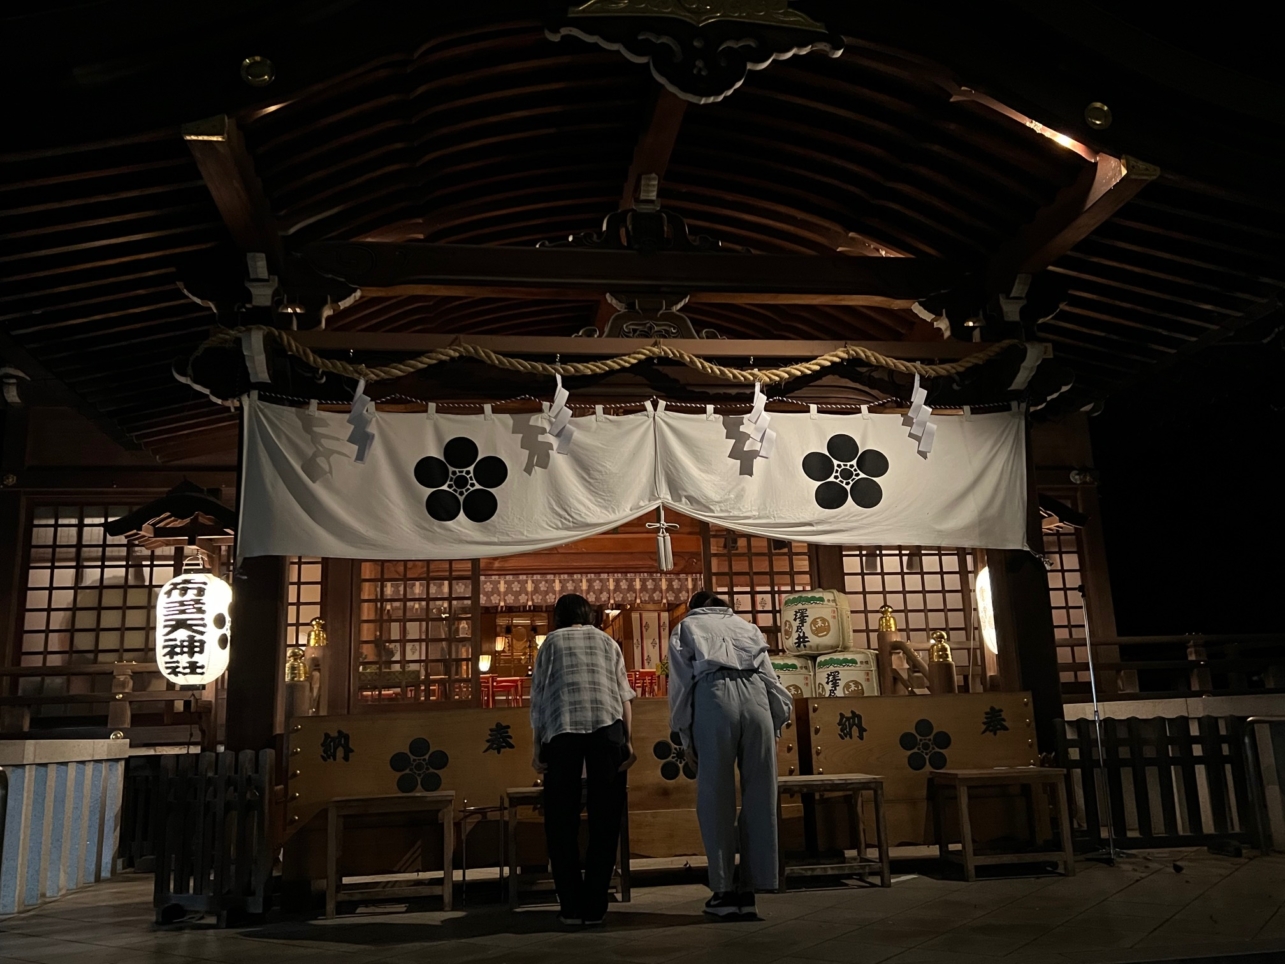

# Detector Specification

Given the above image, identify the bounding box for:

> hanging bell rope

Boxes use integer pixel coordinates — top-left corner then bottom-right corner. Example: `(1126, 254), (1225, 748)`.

(193, 325), (1020, 388)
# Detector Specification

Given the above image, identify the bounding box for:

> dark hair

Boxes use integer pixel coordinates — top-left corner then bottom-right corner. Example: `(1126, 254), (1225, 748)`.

(688, 590), (728, 610)
(554, 593), (596, 630)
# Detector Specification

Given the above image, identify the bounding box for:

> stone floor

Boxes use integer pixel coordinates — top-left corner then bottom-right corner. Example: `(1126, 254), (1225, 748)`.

(3, 850), (1285, 964)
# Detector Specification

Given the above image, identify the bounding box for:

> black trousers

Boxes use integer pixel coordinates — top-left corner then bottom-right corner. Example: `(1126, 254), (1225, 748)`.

(541, 721), (627, 919)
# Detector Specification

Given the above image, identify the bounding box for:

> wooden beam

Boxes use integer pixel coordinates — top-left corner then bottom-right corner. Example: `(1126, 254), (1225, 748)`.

(621, 89), (687, 210)
(0, 328), (148, 454)
(357, 284), (920, 307)
(182, 114), (281, 266)
(9, 467), (236, 490)
(304, 242), (958, 303)
(1123, 292), (1282, 386)
(288, 331), (986, 359)
(989, 154), (1158, 288)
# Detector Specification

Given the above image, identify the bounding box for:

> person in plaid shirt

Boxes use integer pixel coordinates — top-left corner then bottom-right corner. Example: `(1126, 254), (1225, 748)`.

(529, 593), (637, 925)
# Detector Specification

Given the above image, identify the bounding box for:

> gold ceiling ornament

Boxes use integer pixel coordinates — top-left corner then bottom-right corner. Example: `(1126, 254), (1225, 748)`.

(567, 0), (827, 30)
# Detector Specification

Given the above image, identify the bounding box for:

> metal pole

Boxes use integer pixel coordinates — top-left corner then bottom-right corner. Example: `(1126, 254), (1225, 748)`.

(1079, 586), (1131, 864)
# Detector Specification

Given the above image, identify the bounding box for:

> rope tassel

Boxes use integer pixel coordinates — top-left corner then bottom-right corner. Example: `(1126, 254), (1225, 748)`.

(646, 507), (679, 573)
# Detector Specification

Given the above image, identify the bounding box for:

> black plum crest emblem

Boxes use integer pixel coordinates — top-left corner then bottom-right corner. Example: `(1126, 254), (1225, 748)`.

(898, 718), (951, 771)
(415, 437), (508, 523)
(653, 731), (697, 781)
(390, 737), (449, 792)
(803, 434), (888, 510)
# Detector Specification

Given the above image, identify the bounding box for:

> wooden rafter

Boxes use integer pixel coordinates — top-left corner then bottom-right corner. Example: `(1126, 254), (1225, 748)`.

(182, 114), (281, 266)
(989, 154), (1159, 290)
(620, 88), (688, 210)
(304, 242), (957, 307)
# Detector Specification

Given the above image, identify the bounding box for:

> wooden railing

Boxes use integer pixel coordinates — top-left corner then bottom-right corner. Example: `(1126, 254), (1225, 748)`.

(1056, 716), (1252, 849)
(153, 750), (274, 923)
(0, 663), (212, 744)
(1059, 634), (1285, 701)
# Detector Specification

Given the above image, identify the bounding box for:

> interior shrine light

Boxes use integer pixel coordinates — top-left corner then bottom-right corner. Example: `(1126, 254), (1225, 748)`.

(950, 87), (1097, 162)
(975, 564), (999, 656)
(495, 625), (511, 652)
(155, 568), (232, 687)
(478, 653), (492, 673)
(535, 634), (547, 649)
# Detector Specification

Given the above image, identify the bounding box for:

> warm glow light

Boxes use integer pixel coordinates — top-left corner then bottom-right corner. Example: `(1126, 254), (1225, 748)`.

(494, 634), (507, 652)
(155, 572), (232, 686)
(478, 653), (492, 673)
(950, 87), (1097, 162)
(1026, 119), (1081, 152)
(976, 565), (998, 655)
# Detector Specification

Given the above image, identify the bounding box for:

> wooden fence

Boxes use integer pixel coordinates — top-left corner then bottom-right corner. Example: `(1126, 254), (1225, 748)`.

(152, 750), (273, 923)
(118, 755), (162, 871)
(1056, 716), (1252, 849)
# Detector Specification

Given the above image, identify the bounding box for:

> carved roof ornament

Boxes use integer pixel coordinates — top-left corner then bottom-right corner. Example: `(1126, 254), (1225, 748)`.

(539, 173), (732, 253)
(547, 0), (843, 105)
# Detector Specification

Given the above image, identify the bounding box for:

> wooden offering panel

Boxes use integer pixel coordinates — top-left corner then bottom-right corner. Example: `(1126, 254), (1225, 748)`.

(286, 708), (539, 836)
(805, 692), (1036, 847)
(285, 697), (809, 862)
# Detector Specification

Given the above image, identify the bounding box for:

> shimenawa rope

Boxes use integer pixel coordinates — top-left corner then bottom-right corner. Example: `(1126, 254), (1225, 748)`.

(192, 326), (1019, 386)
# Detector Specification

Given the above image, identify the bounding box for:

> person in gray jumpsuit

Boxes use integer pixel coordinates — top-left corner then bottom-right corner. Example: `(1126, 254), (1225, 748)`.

(668, 591), (793, 920)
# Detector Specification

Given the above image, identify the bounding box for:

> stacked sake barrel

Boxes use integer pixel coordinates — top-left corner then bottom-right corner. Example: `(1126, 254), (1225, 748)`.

(772, 590), (880, 698)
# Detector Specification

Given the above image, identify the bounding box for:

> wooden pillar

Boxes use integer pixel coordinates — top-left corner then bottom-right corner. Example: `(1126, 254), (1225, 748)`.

(226, 555), (287, 751)
(809, 544), (846, 591)
(323, 558), (354, 716)
(0, 408), (27, 672)
(989, 549), (1063, 755)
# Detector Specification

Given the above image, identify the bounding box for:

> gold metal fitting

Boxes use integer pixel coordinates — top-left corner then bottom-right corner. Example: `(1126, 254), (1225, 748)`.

(307, 617), (328, 648)
(285, 645), (308, 682)
(928, 630), (953, 663)
(877, 605), (896, 633)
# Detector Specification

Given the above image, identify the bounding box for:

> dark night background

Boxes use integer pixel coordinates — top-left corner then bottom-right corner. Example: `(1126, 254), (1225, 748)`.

(1091, 337), (1284, 636)
(1074, 3), (1284, 638)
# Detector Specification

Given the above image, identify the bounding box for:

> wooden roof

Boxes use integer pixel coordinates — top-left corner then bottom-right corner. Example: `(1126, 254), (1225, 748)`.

(2, 4), (1281, 462)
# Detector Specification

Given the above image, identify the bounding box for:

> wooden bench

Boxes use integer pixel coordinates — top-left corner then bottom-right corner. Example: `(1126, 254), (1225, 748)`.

(929, 768), (1075, 882)
(325, 792), (455, 918)
(777, 773), (891, 891)
(502, 784), (631, 908)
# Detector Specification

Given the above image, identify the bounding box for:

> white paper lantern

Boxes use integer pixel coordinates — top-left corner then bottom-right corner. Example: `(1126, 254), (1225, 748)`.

(155, 571), (232, 686)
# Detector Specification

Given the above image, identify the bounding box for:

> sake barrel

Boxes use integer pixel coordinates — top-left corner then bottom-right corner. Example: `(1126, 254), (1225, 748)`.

(770, 656), (814, 700)
(781, 589), (853, 655)
(814, 651), (880, 697)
